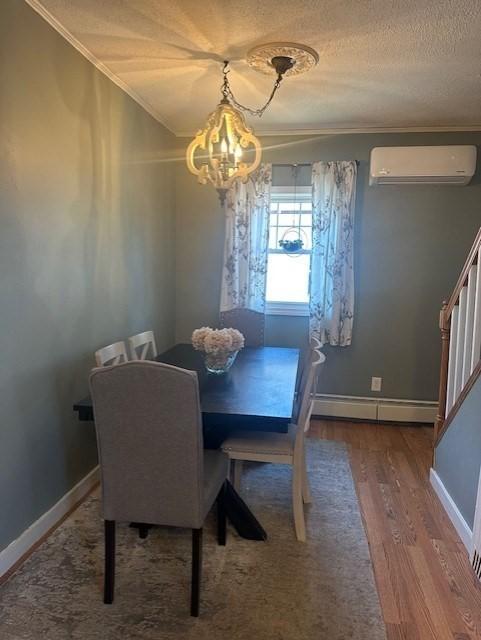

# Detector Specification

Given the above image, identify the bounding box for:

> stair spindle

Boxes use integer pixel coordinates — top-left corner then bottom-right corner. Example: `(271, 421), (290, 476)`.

(471, 247), (481, 374)
(436, 227), (481, 447)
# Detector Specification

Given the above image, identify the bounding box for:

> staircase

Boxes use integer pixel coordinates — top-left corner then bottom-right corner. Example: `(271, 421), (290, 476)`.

(435, 227), (481, 445)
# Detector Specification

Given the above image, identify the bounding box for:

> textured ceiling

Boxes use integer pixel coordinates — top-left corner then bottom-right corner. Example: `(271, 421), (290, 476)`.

(30, 0), (481, 135)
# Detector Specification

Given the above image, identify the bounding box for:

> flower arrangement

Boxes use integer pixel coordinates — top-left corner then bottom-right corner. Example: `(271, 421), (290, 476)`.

(192, 327), (245, 374)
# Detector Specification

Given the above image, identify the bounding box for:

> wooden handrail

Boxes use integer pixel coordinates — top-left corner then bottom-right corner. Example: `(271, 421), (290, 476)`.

(435, 227), (481, 447)
(446, 227), (481, 319)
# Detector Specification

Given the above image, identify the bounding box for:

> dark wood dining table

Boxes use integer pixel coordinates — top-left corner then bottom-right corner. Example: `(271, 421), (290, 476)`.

(73, 343), (300, 539)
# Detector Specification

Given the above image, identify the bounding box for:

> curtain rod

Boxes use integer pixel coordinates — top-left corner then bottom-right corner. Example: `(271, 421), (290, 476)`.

(273, 161), (360, 168)
(273, 163), (312, 167)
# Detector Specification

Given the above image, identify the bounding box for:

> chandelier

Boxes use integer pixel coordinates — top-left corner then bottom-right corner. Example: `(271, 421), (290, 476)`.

(186, 43), (319, 204)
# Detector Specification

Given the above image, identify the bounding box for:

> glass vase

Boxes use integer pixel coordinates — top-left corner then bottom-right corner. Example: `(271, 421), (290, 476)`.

(203, 350), (238, 375)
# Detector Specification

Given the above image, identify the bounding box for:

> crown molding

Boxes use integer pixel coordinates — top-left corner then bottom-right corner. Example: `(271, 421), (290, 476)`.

(24, 0), (175, 135)
(175, 125), (481, 138)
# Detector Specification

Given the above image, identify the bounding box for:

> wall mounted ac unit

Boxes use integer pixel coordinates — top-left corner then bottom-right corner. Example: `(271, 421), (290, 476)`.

(370, 145), (477, 186)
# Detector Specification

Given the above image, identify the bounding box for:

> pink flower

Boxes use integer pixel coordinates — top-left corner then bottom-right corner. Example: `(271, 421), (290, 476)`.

(191, 327), (212, 351)
(204, 329), (233, 354)
(191, 326), (245, 354)
(228, 328), (245, 351)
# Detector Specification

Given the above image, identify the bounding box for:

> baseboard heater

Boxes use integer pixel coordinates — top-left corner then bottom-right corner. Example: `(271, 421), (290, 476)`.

(313, 394), (437, 424)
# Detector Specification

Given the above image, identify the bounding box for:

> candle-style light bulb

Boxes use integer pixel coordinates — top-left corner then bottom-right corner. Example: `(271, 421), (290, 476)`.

(220, 138), (228, 154)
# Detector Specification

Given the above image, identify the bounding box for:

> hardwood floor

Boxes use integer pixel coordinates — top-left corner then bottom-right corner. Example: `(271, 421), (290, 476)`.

(310, 419), (481, 640)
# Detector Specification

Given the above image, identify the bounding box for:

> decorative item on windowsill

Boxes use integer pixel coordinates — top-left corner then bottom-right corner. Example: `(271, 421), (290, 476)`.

(279, 228), (307, 256)
(185, 43), (319, 204)
(191, 327), (245, 374)
(279, 237), (304, 254)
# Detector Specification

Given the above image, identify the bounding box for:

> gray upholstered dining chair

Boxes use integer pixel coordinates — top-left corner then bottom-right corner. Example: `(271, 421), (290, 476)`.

(219, 308), (265, 347)
(89, 360), (229, 616)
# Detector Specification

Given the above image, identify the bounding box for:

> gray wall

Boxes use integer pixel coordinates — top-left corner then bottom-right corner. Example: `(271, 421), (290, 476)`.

(0, 1), (176, 551)
(435, 375), (481, 529)
(175, 132), (481, 400)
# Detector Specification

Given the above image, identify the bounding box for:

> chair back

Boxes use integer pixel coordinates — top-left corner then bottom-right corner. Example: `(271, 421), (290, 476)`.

(297, 336), (323, 395)
(219, 308), (265, 348)
(128, 330), (158, 361)
(89, 361), (205, 528)
(95, 341), (128, 367)
(295, 350), (325, 433)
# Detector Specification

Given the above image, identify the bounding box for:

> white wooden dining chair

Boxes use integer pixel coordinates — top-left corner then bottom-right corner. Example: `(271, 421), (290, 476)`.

(128, 330), (158, 361)
(222, 350), (325, 542)
(296, 335), (323, 399)
(95, 341), (129, 367)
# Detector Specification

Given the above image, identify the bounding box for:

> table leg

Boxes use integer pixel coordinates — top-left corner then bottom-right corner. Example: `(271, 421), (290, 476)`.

(223, 480), (267, 541)
(128, 481), (266, 541)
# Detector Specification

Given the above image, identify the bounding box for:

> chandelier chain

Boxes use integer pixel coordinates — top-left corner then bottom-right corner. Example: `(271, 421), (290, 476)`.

(221, 61), (283, 118)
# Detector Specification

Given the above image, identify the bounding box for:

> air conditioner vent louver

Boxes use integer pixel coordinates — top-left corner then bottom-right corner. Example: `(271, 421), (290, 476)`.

(370, 145), (477, 186)
(376, 175), (469, 185)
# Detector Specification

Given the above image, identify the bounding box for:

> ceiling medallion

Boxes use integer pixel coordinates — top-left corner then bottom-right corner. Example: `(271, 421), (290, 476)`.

(247, 42), (319, 77)
(186, 43), (318, 205)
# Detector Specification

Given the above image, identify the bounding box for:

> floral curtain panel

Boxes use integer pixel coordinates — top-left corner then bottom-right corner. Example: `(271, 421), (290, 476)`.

(220, 164), (272, 313)
(310, 160), (357, 346)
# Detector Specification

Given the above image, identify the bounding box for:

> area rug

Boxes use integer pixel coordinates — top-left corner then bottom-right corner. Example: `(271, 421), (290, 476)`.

(0, 440), (386, 640)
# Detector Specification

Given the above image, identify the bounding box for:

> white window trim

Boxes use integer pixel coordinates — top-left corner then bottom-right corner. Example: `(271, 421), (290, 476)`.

(266, 185), (312, 316)
(266, 301), (310, 316)
(270, 185), (312, 198)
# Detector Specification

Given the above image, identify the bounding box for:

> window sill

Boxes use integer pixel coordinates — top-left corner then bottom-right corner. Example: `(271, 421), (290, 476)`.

(265, 302), (310, 317)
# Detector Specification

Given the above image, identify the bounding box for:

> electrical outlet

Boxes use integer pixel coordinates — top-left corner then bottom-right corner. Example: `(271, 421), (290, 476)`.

(371, 377), (382, 392)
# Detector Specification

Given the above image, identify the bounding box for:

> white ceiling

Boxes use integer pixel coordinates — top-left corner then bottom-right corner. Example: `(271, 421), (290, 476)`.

(29, 0), (481, 136)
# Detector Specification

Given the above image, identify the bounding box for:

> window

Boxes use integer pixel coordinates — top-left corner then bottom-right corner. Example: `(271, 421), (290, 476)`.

(266, 186), (312, 316)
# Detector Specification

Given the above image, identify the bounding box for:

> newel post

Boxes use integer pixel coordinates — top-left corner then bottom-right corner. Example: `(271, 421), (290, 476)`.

(434, 300), (450, 443)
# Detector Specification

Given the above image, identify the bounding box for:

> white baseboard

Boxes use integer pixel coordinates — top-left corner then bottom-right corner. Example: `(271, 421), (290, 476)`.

(313, 394), (438, 424)
(0, 466), (99, 579)
(430, 468), (473, 553)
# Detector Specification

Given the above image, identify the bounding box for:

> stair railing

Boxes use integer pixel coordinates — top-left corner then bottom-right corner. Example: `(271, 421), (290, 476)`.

(435, 227), (481, 445)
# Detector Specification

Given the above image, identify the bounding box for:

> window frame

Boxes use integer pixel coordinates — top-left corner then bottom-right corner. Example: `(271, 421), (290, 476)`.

(265, 185), (312, 317)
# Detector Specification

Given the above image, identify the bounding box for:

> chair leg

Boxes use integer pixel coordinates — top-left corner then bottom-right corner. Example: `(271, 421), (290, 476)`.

(191, 528), (203, 617)
(301, 446), (312, 504)
(217, 481), (227, 546)
(233, 460), (243, 491)
(292, 464), (306, 542)
(104, 520), (116, 604)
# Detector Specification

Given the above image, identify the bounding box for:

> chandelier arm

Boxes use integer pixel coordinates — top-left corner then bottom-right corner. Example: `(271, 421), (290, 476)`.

(226, 75), (283, 117)
(187, 48), (317, 202)
(222, 60), (284, 118)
